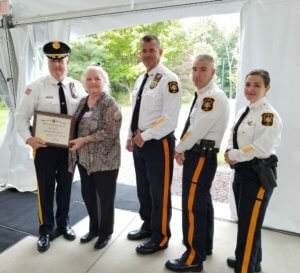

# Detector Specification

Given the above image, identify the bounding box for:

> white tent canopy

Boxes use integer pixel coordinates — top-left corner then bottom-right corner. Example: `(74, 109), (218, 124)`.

(0, 0), (299, 233)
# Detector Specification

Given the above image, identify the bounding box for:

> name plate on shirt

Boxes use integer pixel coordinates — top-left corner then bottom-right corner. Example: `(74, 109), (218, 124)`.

(33, 111), (74, 148)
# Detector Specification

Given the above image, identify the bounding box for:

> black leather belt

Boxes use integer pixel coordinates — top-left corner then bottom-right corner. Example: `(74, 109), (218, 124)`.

(190, 144), (219, 153)
(234, 160), (254, 168)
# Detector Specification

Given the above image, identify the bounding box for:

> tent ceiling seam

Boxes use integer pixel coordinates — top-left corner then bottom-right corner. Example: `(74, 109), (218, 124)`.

(12, 0), (237, 27)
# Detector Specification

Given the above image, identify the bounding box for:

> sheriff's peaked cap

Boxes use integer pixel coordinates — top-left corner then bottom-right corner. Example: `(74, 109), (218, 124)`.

(43, 41), (71, 59)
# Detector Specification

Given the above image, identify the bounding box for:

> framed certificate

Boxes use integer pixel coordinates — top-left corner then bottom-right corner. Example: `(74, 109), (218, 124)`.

(33, 111), (74, 148)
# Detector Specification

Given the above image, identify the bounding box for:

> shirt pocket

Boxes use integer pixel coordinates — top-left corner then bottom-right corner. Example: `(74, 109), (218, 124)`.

(242, 122), (255, 141)
(142, 90), (160, 111)
(39, 96), (59, 112)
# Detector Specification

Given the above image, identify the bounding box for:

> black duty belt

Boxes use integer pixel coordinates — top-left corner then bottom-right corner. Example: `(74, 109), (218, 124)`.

(190, 143), (219, 154)
(234, 160), (254, 168)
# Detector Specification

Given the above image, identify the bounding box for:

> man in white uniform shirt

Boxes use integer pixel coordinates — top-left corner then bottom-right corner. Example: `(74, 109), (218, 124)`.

(15, 41), (86, 253)
(126, 35), (181, 255)
(166, 54), (230, 272)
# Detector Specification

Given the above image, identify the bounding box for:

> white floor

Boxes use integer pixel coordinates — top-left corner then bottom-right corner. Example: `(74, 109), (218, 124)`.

(1, 206), (299, 273)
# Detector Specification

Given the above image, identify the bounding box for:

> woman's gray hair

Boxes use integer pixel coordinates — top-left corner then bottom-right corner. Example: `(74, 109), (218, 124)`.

(81, 65), (110, 93)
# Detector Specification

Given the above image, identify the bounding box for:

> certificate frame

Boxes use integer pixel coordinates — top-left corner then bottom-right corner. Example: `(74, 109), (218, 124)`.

(33, 111), (74, 148)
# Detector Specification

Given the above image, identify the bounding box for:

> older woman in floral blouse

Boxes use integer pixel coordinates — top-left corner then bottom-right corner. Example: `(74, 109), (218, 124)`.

(69, 65), (122, 250)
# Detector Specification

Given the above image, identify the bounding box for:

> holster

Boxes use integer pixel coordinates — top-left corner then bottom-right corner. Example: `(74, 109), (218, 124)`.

(251, 155), (278, 190)
(190, 139), (218, 157)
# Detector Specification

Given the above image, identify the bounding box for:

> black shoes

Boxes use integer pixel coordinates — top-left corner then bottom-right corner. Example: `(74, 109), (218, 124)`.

(80, 232), (97, 243)
(56, 226), (76, 241)
(37, 234), (50, 253)
(165, 258), (203, 272)
(135, 239), (168, 254)
(226, 257), (262, 272)
(127, 228), (152, 240)
(94, 235), (111, 250)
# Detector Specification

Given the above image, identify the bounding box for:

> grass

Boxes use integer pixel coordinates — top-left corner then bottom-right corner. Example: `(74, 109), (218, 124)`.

(0, 108), (9, 142)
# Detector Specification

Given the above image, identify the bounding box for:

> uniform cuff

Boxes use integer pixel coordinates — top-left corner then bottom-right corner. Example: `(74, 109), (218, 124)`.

(141, 131), (151, 142)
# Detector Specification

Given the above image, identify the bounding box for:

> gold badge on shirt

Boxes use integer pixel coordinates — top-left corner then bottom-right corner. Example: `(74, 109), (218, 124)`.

(262, 113), (274, 126)
(201, 97), (215, 111)
(150, 73), (162, 89)
(69, 82), (78, 98)
(168, 81), (179, 93)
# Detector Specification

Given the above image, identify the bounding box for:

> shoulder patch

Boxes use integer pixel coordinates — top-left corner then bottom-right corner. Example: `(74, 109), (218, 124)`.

(150, 73), (162, 89)
(168, 81), (179, 93)
(24, 88), (32, 96)
(262, 113), (274, 126)
(69, 82), (78, 98)
(201, 97), (215, 111)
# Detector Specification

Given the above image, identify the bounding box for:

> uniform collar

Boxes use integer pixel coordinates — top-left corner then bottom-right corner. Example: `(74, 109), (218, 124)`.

(249, 96), (268, 110)
(49, 74), (68, 86)
(196, 79), (215, 95)
(147, 63), (163, 77)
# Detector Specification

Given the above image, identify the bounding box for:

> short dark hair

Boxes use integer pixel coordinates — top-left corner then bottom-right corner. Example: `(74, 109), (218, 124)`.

(246, 69), (270, 87)
(141, 35), (160, 48)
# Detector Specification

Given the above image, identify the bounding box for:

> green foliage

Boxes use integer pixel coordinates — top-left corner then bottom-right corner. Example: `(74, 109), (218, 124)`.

(68, 16), (239, 104)
(0, 107), (8, 142)
(69, 37), (108, 82)
(0, 97), (7, 109)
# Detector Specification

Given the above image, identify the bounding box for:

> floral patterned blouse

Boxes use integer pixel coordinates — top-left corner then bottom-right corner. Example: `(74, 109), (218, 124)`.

(69, 92), (122, 174)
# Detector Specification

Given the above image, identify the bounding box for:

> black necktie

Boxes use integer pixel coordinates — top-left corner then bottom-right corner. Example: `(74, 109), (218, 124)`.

(233, 106), (250, 149)
(131, 73), (149, 134)
(58, 82), (68, 114)
(180, 92), (198, 139)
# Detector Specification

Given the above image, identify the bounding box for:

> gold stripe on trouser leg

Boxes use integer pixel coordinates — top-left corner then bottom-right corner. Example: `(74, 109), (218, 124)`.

(159, 139), (170, 247)
(33, 148), (43, 225)
(241, 187), (265, 273)
(186, 157), (205, 265)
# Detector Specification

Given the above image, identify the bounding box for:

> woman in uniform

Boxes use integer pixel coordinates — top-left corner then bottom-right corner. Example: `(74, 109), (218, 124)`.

(224, 69), (283, 273)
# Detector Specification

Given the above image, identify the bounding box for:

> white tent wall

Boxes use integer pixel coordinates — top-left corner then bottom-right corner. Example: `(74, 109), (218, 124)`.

(0, 21), (71, 191)
(233, 0), (300, 233)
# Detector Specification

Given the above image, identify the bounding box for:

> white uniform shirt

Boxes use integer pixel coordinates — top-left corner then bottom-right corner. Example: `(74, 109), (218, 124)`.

(128, 63), (181, 141)
(175, 80), (230, 153)
(15, 75), (86, 142)
(227, 97), (283, 162)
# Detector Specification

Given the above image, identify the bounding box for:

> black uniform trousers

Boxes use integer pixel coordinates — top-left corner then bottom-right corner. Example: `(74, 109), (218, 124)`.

(34, 146), (73, 236)
(181, 150), (217, 265)
(78, 164), (118, 238)
(132, 134), (175, 246)
(233, 167), (273, 273)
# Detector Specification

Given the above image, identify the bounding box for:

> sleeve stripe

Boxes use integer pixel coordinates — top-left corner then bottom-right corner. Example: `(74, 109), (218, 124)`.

(150, 117), (165, 128)
(181, 131), (191, 142)
(242, 146), (254, 153)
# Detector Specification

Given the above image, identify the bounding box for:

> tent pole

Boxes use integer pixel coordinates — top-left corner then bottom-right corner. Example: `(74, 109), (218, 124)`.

(2, 14), (18, 109)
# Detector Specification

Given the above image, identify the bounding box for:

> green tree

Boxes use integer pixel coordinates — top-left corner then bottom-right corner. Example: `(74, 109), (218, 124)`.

(97, 21), (191, 101)
(186, 18), (239, 98)
(69, 36), (108, 82)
